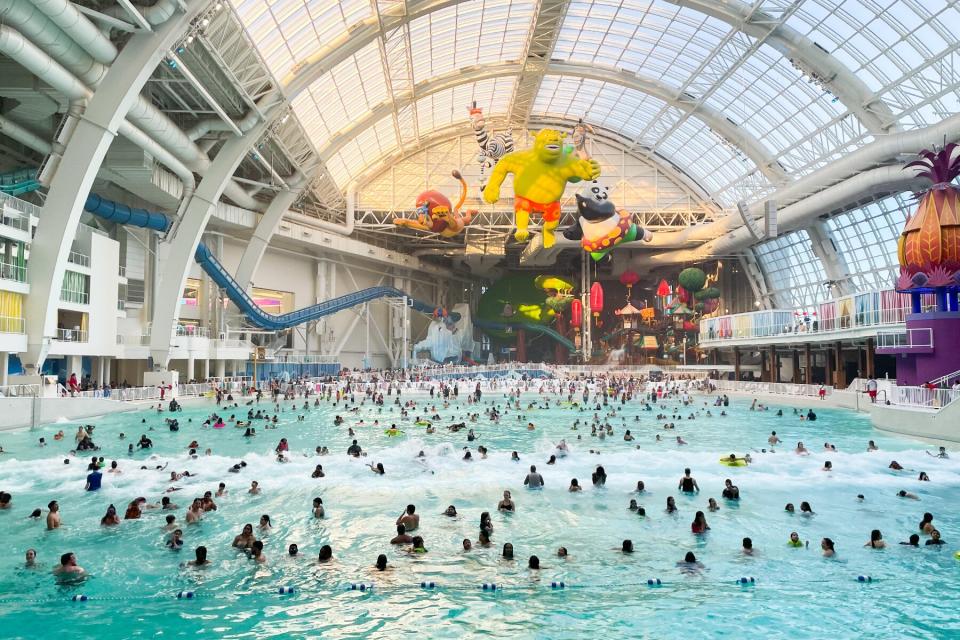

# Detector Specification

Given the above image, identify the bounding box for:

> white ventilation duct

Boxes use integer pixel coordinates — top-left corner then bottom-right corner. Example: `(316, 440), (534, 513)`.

(0, 113), (53, 154)
(28, 0), (117, 64)
(282, 185), (355, 236)
(0, 24), (195, 195)
(645, 110), (960, 253)
(104, 0), (181, 27)
(645, 165), (924, 266)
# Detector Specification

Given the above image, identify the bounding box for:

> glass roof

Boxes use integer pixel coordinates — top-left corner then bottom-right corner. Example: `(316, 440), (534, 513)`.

(228, 0), (960, 204)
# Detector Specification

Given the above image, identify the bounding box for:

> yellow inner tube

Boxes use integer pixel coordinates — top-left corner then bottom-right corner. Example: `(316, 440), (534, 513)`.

(384, 429), (404, 436)
(719, 458), (748, 467)
(415, 420), (431, 426)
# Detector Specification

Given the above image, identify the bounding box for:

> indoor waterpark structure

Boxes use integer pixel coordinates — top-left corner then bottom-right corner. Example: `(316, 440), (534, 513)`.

(0, 1), (958, 638)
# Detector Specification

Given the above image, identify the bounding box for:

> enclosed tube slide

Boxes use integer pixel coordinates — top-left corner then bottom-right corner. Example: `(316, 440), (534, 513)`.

(81, 194), (458, 331)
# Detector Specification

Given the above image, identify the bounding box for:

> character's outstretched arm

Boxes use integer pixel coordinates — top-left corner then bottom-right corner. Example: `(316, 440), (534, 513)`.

(482, 154), (517, 204)
(394, 215), (433, 232)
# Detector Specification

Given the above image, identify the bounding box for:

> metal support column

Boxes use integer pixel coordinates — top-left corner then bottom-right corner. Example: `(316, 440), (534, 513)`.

(804, 343), (812, 385)
(865, 337), (875, 379)
(733, 346), (741, 381)
(834, 341), (844, 388)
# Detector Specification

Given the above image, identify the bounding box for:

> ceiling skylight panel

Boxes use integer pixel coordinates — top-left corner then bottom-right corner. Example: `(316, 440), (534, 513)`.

(658, 120), (755, 198)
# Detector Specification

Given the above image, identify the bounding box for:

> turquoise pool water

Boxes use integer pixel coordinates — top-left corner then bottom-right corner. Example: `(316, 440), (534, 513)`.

(0, 385), (957, 639)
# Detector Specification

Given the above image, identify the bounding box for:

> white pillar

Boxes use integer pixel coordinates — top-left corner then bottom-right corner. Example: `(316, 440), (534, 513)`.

(0, 352), (8, 386)
(104, 357), (112, 386)
(97, 356), (105, 385)
(203, 359), (210, 380)
(215, 359), (225, 378)
(186, 356), (195, 382)
(67, 355), (82, 379)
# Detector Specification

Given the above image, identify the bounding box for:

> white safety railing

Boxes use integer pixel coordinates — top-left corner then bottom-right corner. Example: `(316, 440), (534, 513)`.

(0, 383), (40, 397)
(175, 325), (209, 338)
(711, 379), (833, 397)
(0, 260), (27, 282)
(267, 354), (340, 364)
(67, 251), (90, 268)
(116, 333), (151, 346)
(889, 385), (960, 410)
(876, 328), (933, 349)
(60, 288), (89, 304)
(0, 315), (25, 334)
(930, 368), (960, 388)
(55, 328), (88, 342)
(0, 191), (40, 221)
(215, 339), (252, 349)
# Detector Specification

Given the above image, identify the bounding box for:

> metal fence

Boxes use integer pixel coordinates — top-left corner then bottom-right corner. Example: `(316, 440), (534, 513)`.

(711, 379), (833, 397)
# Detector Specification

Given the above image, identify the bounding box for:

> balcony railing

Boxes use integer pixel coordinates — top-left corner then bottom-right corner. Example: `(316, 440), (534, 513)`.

(0, 208), (31, 233)
(889, 385), (960, 410)
(60, 288), (89, 304)
(698, 287), (936, 344)
(0, 315), (25, 334)
(0, 261), (27, 283)
(116, 333), (150, 346)
(56, 328), (88, 342)
(117, 299), (126, 311)
(0, 191), (39, 222)
(67, 251), (90, 268)
(876, 328), (934, 349)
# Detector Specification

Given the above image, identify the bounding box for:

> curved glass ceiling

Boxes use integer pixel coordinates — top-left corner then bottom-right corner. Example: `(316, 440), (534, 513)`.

(229, 0), (960, 202)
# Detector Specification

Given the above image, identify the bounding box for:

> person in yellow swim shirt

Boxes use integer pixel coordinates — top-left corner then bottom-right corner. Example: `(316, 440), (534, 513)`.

(788, 531), (806, 548)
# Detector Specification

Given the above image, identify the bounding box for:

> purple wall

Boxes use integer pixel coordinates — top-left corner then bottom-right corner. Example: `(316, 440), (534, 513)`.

(880, 312), (960, 385)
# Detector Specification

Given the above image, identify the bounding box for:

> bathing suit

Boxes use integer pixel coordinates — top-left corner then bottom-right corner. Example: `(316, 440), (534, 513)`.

(514, 195), (561, 222)
(681, 477), (695, 492)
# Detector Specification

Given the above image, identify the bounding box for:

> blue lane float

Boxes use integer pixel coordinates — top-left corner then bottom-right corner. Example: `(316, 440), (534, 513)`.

(550, 582), (566, 590)
(420, 582), (437, 590)
(71, 595), (88, 602)
(737, 577), (757, 585)
(857, 575), (874, 583)
(277, 586), (295, 595)
(349, 583), (373, 591)
(481, 583), (499, 591)
(646, 578), (662, 587)
(176, 591), (195, 599)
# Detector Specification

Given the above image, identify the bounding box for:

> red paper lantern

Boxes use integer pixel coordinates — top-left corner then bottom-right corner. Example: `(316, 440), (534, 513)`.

(619, 270), (640, 288)
(656, 279), (670, 297)
(570, 299), (583, 328)
(590, 282), (604, 316)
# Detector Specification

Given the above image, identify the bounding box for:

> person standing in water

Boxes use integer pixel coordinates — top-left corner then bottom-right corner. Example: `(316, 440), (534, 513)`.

(678, 468), (699, 494)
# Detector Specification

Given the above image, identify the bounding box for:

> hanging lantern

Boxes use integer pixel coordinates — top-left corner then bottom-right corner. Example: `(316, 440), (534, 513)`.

(570, 299), (583, 328)
(590, 282), (604, 316)
(656, 279), (671, 297)
(619, 270), (640, 301)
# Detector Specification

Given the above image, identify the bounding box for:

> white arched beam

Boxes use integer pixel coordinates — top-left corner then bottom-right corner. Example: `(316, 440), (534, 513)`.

(668, 0), (898, 134)
(281, 0), (896, 139)
(21, 4), (203, 374)
(317, 63), (787, 186)
(148, 113), (276, 368)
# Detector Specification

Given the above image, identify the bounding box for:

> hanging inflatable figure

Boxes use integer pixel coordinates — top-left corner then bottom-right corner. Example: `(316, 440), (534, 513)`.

(570, 119), (595, 161)
(469, 103), (514, 191)
(394, 170), (476, 238)
(563, 181), (652, 261)
(483, 129), (601, 248)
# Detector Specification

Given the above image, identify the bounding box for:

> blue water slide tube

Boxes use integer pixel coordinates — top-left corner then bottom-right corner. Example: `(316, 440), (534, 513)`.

(472, 318), (576, 351)
(84, 194), (171, 232)
(81, 193), (459, 330)
(194, 243), (459, 330)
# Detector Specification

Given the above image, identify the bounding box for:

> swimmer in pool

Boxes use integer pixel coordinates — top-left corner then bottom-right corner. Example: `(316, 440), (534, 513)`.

(232, 524), (256, 549)
(676, 551), (704, 574)
(897, 490), (919, 500)
(53, 552), (85, 577)
(788, 532), (804, 547)
(397, 504), (419, 531)
(678, 468), (699, 494)
(187, 546), (210, 567)
(497, 491), (515, 512)
(820, 538), (836, 557)
(524, 465), (544, 489)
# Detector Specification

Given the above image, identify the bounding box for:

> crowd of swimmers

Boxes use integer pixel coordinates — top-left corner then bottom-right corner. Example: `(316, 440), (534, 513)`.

(1, 373), (953, 585)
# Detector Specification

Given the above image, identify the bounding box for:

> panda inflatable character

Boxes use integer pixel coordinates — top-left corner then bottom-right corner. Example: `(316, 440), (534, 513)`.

(562, 181), (652, 261)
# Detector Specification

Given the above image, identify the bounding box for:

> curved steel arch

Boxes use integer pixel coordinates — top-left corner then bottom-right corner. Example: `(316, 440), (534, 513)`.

(280, 0), (897, 138)
(316, 63), (788, 187)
